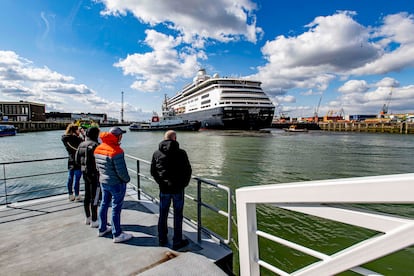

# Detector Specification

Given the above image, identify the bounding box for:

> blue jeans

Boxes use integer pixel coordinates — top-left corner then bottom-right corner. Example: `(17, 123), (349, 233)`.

(66, 169), (82, 196)
(158, 191), (184, 245)
(99, 183), (126, 237)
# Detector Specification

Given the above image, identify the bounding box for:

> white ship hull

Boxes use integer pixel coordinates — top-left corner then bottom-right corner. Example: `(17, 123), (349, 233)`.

(166, 69), (275, 130)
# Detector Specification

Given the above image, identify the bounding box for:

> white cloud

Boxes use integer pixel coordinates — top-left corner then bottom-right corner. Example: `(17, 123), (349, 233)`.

(375, 77), (399, 88)
(338, 80), (369, 94)
(253, 11), (414, 116)
(98, 0), (262, 44)
(255, 11), (379, 95)
(335, 78), (413, 115)
(114, 30), (201, 92)
(0, 50), (120, 117)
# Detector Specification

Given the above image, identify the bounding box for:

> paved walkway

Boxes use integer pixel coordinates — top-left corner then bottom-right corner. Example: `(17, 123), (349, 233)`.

(0, 191), (231, 275)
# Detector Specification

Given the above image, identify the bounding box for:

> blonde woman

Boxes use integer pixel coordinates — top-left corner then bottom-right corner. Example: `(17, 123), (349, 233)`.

(61, 123), (83, 201)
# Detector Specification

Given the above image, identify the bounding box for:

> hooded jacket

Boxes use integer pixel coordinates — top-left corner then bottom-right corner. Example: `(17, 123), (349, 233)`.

(75, 127), (100, 178)
(94, 131), (130, 185)
(150, 139), (192, 194)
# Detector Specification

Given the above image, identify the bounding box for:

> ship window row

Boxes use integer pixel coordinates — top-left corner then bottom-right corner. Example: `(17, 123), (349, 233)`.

(201, 99), (211, 105)
(221, 95), (270, 101)
(201, 104), (210, 109)
(220, 101), (273, 105)
(221, 96), (272, 102)
(183, 81), (260, 98)
(221, 89), (264, 95)
(182, 82), (261, 103)
(218, 85), (262, 90)
(171, 84), (263, 106)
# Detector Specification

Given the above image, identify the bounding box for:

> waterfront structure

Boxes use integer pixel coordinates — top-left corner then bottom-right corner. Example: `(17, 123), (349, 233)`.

(166, 69), (275, 130)
(0, 101), (45, 121)
(46, 112), (109, 124)
(45, 112), (72, 123)
(319, 120), (414, 134)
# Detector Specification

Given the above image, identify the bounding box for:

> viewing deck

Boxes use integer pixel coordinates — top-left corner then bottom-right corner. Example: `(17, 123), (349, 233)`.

(0, 189), (232, 275)
(2, 156), (413, 275)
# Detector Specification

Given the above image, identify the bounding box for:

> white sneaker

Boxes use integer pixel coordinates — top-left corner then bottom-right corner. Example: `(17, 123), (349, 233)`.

(75, 195), (82, 202)
(85, 217), (91, 225)
(68, 195), (75, 201)
(90, 220), (99, 228)
(98, 226), (112, 237)
(113, 232), (133, 243)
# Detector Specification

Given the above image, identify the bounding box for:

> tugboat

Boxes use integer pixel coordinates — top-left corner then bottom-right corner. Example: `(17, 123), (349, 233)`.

(129, 96), (201, 132)
(129, 112), (201, 132)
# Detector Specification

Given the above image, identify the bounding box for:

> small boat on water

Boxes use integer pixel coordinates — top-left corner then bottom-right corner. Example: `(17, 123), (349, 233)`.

(283, 125), (308, 132)
(0, 124), (17, 137)
(129, 112), (201, 132)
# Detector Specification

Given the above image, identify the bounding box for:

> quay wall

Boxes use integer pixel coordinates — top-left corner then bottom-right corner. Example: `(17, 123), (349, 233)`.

(1, 121), (67, 132)
(0, 121), (130, 133)
(318, 121), (414, 134)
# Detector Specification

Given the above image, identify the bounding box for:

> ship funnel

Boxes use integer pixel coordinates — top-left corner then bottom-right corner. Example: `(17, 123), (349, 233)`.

(194, 68), (209, 83)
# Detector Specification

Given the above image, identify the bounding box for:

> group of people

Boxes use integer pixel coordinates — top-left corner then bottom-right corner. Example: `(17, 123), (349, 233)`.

(61, 124), (192, 249)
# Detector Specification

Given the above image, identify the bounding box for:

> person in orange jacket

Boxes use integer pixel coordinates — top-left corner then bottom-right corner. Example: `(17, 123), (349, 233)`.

(94, 127), (132, 243)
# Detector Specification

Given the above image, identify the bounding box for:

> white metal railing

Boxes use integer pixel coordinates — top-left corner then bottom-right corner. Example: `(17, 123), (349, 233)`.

(125, 154), (232, 245)
(236, 173), (414, 276)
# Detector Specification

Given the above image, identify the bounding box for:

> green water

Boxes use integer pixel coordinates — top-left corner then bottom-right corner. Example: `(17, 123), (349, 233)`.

(1, 129), (413, 275)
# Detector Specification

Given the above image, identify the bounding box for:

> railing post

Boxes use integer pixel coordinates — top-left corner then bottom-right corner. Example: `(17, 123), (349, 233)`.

(2, 164), (7, 205)
(236, 193), (260, 276)
(136, 160), (141, 200)
(227, 188), (232, 245)
(197, 178), (202, 242)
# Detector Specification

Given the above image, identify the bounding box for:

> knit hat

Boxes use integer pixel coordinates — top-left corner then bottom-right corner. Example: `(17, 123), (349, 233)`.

(86, 126), (100, 140)
(110, 127), (126, 136)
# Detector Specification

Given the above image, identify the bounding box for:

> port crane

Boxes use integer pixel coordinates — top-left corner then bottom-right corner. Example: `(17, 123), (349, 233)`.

(314, 94), (322, 122)
(379, 89), (392, 118)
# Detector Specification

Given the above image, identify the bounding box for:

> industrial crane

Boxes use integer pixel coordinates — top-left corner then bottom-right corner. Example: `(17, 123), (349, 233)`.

(314, 94), (322, 122)
(379, 89), (392, 117)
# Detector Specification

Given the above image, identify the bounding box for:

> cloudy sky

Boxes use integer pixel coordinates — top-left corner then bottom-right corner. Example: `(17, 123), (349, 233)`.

(1, 0), (413, 121)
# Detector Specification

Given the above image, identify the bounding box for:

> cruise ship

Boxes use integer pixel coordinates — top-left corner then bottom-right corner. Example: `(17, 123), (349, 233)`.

(166, 69), (275, 130)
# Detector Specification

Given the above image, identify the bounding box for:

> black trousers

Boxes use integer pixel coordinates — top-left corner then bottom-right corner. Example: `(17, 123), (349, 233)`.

(83, 174), (99, 221)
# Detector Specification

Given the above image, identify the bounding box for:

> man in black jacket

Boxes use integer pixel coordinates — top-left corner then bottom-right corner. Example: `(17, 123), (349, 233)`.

(151, 130), (192, 250)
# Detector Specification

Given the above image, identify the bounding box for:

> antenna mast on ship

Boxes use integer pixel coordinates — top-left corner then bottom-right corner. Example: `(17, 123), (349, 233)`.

(121, 91), (124, 123)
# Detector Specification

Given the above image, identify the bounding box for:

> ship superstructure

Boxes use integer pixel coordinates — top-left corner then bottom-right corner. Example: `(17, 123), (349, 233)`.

(166, 69), (275, 130)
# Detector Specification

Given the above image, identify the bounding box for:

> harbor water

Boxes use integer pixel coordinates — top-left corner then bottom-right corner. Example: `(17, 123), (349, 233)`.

(1, 128), (413, 275)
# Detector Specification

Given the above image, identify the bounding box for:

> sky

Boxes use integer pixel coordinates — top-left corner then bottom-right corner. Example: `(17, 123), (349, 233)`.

(1, 0), (414, 121)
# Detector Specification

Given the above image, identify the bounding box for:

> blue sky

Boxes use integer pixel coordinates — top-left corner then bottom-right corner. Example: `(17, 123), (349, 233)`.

(1, 0), (414, 121)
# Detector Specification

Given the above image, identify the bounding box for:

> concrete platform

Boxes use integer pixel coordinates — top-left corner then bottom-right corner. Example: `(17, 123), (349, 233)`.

(0, 190), (232, 275)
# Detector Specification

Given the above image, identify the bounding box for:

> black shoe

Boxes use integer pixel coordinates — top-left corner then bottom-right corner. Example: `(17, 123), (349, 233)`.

(159, 240), (168, 247)
(172, 239), (189, 250)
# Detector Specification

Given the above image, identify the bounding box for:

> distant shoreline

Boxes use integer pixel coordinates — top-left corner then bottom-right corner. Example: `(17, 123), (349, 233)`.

(0, 121), (130, 133)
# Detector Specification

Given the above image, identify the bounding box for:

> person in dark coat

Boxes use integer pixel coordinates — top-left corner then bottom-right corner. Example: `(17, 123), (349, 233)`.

(75, 127), (100, 227)
(150, 130), (192, 250)
(61, 123), (83, 201)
